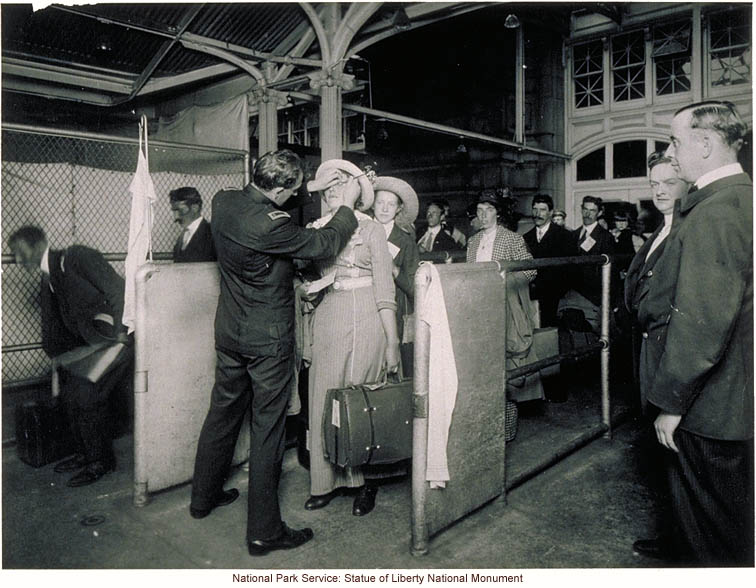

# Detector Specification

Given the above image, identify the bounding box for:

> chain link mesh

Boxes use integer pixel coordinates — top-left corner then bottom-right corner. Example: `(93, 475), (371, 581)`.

(1, 128), (246, 385)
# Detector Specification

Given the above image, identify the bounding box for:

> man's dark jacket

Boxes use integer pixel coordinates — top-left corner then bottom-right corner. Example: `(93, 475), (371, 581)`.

(173, 218), (216, 263)
(42, 246), (125, 356)
(523, 222), (576, 312)
(211, 183), (357, 356)
(571, 223), (616, 306)
(637, 173), (753, 440)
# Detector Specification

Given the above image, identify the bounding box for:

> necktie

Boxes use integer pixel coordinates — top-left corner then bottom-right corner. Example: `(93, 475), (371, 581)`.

(420, 230), (434, 251)
(181, 228), (191, 250)
(578, 228), (587, 245)
(537, 229), (544, 243)
(688, 185), (698, 194)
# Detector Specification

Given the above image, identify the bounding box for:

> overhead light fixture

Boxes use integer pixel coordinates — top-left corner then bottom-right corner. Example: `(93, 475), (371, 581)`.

(504, 14), (520, 29)
(393, 7), (412, 31)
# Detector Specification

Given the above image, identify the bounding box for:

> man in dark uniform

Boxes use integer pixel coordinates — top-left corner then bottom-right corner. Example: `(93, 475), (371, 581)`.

(8, 226), (133, 487)
(523, 194), (576, 327)
(169, 186), (216, 262)
(190, 149), (358, 556)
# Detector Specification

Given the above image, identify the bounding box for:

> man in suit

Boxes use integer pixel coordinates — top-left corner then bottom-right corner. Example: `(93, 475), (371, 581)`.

(634, 101), (753, 566)
(8, 226), (132, 487)
(417, 201), (460, 253)
(170, 186), (216, 262)
(523, 194), (576, 327)
(572, 195), (616, 308)
(190, 149), (359, 556)
(624, 151), (688, 559)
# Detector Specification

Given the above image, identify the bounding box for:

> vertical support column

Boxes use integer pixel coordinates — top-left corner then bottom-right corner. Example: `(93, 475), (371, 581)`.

(600, 257), (612, 438)
(251, 88), (288, 156)
(515, 24), (525, 145)
(691, 4), (703, 102)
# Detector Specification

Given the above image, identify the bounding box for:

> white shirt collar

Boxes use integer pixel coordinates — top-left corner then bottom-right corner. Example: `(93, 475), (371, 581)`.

(582, 221), (598, 235)
(427, 225), (441, 237)
(183, 216), (204, 241)
(695, 163), (744, 190)
(382, 220), (395, 238)
(40, 246), (50, 275)
(537, 222), (551, 236)
(663, 213), (673, 227)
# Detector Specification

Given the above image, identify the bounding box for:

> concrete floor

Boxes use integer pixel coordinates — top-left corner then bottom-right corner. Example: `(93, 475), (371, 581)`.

(2, 374), (675, 573)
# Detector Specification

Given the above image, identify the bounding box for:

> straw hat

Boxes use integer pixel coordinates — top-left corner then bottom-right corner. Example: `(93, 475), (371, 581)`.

(315, 159), (374, 211)
(373, 176), (419, 226)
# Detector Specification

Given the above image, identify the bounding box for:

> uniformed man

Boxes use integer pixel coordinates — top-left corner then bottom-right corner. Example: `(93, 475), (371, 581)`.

(190, 149), (359, 556)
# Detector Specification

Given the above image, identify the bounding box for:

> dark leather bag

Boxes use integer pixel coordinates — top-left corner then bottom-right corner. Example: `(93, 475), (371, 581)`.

(15, 397), (73, 468)
(323, 374), (412, 468)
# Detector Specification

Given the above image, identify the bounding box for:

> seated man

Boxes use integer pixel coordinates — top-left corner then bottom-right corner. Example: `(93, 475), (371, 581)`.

(8, 225), (133, 487)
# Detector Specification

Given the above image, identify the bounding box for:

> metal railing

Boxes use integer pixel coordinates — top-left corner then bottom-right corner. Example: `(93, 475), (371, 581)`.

(410, 254), (613, 556)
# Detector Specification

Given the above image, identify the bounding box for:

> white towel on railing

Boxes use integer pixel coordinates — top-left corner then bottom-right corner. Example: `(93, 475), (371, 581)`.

(418, 263), (459, 489)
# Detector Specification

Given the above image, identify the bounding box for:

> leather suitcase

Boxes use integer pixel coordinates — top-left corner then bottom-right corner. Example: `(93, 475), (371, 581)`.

(15, 398), (74, 468)
(323, 376), (412, 468)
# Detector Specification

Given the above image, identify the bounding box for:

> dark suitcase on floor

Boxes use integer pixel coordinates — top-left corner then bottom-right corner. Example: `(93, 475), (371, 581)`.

(15, 398), (74, 468)
(323, 376), (412, 468)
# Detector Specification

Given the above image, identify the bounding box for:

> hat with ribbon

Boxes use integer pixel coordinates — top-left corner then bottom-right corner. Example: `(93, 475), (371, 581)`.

(373, 176), (419, 227)
(315, 159), (374, 211)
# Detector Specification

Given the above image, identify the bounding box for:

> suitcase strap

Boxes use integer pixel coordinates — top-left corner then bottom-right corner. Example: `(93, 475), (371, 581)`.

(358, 386), (378, 465)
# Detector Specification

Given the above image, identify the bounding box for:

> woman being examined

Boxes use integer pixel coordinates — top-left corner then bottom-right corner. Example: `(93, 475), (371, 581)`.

(372, 176), (420, 375)
(306, 160), (400, 517)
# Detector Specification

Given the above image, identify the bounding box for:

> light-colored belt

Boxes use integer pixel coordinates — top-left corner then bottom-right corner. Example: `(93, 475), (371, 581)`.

(331, 276), (373, 291)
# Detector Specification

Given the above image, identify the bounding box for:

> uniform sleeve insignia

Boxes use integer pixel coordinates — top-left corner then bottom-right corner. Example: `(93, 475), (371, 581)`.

(267, 210), (291, 221)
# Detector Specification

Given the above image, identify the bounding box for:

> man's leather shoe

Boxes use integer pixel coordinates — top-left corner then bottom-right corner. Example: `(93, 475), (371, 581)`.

(352, 485), (378, 516)
(54, 454), (86, 473)
(248, 524), (314, 556)
(66, 460), (115, 487)
(190, 488), (240, 519)
(633, 538), (674, 560)
(304, 490), (339, 510)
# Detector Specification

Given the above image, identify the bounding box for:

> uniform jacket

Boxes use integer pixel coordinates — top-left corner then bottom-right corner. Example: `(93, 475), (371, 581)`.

(173, 217), (216, 263)
(638, 173), (753, 440)
(388, 223), (420, 320)
(523, 223), (575, 302)
(42, 246), (125, 356)
(211, 183), (357, 356)
(572, 223), (616, 306)
(467, 225), (536, 282)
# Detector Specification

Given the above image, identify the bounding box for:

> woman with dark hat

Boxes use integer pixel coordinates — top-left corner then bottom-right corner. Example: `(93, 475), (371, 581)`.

(467, 189), (535, 280)
(305, 160), (400, 517)
(372, 176), (420, 374)
(467, 188), (542, 406)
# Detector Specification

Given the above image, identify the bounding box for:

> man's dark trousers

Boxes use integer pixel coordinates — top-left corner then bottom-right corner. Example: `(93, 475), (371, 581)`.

(59, 350), (133, 464)
(191, 346), (294, 542)
(666, 429), (754, 566)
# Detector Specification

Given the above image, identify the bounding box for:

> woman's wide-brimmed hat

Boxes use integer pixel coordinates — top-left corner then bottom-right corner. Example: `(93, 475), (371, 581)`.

(373, 176), (419, 226)
(315, 159), (374, 211)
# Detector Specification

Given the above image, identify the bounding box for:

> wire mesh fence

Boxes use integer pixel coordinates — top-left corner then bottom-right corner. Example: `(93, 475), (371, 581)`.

(1, 125), (248, 386)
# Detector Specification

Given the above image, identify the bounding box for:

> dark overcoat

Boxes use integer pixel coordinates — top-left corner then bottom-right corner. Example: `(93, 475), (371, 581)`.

(637, 173), (753, 440)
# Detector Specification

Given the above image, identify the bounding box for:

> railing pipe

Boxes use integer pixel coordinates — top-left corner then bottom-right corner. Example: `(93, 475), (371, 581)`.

(601, 256), (612, 438)
(410, 264), (432, 557)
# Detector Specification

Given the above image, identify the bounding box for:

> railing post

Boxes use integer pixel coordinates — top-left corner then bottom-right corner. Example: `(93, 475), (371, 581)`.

(411, 265), (432, 556)
(499, 267), (509, 500)
(600, 256), (612, 438)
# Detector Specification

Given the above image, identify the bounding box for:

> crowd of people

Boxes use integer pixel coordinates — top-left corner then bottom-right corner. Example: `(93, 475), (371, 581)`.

(7, 100), (751, 565)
